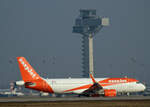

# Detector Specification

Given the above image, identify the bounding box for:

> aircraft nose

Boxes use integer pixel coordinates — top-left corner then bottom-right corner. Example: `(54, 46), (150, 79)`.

(143, 84), (146, 90)
(140, 84), (146, 91)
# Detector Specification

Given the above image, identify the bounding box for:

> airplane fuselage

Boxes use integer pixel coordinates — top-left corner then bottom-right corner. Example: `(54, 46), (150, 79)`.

(24, 78), (145, 94)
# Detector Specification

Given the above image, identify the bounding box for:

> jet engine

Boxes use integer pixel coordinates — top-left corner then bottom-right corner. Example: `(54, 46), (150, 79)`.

(104, 89), (117, 97)
(15, 80), (25, 86)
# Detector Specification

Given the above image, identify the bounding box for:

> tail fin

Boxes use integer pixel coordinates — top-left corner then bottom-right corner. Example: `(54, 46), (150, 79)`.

(17, 57), (41, 82)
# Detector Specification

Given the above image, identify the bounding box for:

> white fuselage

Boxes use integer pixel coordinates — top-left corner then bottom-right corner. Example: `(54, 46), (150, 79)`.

(43, 78), (146, 94)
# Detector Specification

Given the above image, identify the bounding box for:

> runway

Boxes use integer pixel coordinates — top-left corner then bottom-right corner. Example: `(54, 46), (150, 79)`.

(0, 96), (150, 103)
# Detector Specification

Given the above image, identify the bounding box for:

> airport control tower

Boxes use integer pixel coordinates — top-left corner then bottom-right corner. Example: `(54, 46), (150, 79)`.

(73, 9), (109, 77)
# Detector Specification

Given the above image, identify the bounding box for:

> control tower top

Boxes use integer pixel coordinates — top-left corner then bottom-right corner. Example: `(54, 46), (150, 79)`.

(73, 9), (109, 36)
(79, 9), (96, 19)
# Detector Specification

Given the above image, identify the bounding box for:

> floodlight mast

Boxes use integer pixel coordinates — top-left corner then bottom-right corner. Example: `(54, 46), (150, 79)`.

(73, 9), (109, 78)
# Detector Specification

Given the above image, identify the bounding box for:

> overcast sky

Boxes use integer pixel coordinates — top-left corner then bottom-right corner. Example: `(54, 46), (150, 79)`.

(0, 0), (150, 88)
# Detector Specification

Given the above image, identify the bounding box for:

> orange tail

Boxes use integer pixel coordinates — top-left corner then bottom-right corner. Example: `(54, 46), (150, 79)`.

(17, 57), (41, 82)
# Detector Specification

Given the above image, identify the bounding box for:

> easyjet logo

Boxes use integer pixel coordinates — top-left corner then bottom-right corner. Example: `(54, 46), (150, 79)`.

(108, 79), (127, 83)
(19, 58), (36, 78)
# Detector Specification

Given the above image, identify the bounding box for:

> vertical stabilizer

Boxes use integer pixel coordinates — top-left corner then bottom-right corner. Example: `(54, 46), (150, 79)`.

(17, 57), (41, 82)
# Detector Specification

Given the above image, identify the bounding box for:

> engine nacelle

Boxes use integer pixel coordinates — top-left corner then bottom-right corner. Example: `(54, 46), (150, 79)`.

(16, 80), (25, 86)
(104, 89), (117, 97)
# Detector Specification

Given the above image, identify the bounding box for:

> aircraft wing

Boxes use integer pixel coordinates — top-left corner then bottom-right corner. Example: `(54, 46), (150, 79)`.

(81, 73), (104, 96)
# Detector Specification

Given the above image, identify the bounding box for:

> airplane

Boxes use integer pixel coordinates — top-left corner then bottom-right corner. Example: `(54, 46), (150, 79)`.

(15, 57), (146, 97)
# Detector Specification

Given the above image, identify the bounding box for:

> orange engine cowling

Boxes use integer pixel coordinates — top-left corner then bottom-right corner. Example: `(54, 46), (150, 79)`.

(104, 89), (117, 97)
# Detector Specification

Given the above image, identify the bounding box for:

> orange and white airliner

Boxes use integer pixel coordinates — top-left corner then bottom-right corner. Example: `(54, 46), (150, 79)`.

(15, 57), (146, 97)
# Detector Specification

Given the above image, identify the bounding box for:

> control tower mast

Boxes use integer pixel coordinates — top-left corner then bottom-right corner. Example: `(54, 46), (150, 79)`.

(73, 9), (109, 77)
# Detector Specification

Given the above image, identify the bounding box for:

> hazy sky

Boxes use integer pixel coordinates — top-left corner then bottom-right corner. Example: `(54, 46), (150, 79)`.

(0, 0), (150, 88)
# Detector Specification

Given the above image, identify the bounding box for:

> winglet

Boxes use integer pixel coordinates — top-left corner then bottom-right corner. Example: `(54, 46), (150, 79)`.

(89, 73), (96, 83)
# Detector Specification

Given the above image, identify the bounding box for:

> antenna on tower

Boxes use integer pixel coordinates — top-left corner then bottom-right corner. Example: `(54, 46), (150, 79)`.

(73, 9), (109, 78)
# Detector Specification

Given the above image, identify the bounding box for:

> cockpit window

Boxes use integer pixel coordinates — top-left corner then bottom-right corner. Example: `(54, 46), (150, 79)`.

(136, 81), (140, 84)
